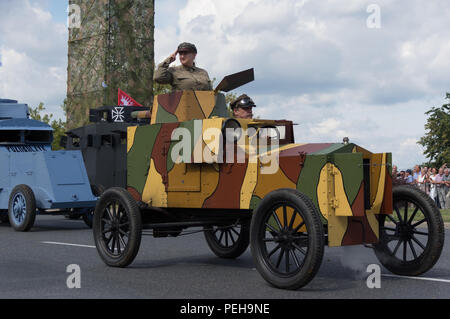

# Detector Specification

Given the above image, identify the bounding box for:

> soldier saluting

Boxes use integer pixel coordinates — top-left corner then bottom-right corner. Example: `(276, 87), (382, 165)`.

(154, 42), (212, 91)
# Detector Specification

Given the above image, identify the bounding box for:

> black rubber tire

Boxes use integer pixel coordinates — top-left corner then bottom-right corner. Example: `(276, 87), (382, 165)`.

(93, 187), (142, 267)
(250, 188), (325, 290)
(373, 185), (444, 276)
(204, 220), (250, 259)
(82, 184), (105, 228)
(8, 185), (36, 232)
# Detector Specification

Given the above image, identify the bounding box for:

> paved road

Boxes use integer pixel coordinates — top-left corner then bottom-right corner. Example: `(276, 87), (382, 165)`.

(1, 215), (449, 299)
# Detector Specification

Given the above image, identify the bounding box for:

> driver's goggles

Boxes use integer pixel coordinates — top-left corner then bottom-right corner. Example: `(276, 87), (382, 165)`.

(237, 98), (255, 107)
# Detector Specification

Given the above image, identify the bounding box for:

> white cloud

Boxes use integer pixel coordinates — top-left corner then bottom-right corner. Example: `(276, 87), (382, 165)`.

(310, 118), (341, 136)
(0, 0), (67, 118)
(1, 0), (448, 169)
(0, 48), (66, 119)
(153, 0), (450, 168)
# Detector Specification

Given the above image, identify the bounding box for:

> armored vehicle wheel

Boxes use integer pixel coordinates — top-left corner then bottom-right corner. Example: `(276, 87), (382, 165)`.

(204, 220), (250, 259)
(8, 185), (36, 232)
(250, 189), (324, 290)
(82, 184), (105, 228)
(93, 187), (142, 267)
(373, 185), (444, 276)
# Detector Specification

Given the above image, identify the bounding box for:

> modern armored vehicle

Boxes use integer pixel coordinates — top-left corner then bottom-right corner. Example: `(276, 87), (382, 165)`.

(0, 99), (96, 231)
(92, 70), (444, 289)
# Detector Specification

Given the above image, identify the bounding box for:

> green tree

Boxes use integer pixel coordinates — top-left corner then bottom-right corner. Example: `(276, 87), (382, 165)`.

(418, 93), (450, 167)
(29, 100), (67, 150)
(153, 81), (172, 96)
(225, 92), (237, 117)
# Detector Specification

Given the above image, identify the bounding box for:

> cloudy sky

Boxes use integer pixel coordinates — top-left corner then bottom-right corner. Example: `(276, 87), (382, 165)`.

(1, 0), (449, 169)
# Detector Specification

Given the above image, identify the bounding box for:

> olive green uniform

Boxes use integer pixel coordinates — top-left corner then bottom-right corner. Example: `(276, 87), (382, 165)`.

(154, 57), (212, 91)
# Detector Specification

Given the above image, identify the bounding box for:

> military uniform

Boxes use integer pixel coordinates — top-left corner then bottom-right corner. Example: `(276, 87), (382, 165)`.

(154, 57), (212, 91)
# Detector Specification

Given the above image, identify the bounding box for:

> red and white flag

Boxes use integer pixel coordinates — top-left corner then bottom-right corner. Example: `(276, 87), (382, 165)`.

(118, 89), (143, 106)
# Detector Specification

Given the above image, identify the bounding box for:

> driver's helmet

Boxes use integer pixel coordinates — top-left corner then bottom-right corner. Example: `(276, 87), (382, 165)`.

(230, 94), (256, 109)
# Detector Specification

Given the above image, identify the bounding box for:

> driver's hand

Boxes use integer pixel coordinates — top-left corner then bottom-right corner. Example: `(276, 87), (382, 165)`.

(169, 49), (178, 63)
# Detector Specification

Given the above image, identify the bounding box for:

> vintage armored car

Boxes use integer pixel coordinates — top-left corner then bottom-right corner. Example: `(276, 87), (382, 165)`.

(0, 99), (96, 230)
(92, 71), (444, 289)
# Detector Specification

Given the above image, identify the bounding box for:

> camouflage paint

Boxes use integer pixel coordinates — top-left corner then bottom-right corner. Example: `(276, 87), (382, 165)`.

(127, 91), (393, 247)
(67, 0), (155, 129)
(151, 91), (229, 124)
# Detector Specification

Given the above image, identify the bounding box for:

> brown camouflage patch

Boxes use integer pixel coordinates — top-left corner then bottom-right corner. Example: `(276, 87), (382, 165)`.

(203, 162), (249, 209)
(351, 181), (365, 217)
(151, 123), (180, 189)
(158, 91), (183, 115)
(127, 186), (142, 202)
(341, 215), (378, 245)
(278, 152), (306, 184)
(380, 168), (393, 214)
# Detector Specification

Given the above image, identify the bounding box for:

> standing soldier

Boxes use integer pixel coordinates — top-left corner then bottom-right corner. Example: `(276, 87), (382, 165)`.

(154, 42), (212, 91)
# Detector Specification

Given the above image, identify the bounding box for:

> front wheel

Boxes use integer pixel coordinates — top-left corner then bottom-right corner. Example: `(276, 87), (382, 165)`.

(8, 185), (36, 232)
(373, 185), (444, 276)
(204, 220), (250, 259)
(250, 189), (325, 290)
(93, 187), (142, 267)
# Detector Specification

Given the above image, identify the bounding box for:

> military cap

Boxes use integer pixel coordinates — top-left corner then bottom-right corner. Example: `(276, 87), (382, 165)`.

(230, 94), (256, 109)
(177, 42), (197, 53)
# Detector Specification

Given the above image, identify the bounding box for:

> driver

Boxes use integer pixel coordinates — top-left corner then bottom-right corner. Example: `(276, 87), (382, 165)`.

(230, 94), (256, 119)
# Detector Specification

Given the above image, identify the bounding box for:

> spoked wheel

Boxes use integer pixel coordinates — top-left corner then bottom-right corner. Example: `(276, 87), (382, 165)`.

(8, 185), (36, 232)
(204, 220), (250, 259)
(93, 187), (142, 267)
(250, 189), (324, 290)
(373, 185), (444, 276)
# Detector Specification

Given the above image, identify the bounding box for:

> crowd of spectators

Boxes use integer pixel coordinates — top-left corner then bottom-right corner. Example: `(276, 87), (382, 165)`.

(392, 164), (450, 209)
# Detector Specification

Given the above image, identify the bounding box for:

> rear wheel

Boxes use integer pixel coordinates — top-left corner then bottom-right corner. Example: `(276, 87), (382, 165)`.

(204, 220), (250, 259)
(373, 185), (444, 276)
(93, 187), (142, 267)
(250, 189), (324, 290)
(8, 185), (36, 232)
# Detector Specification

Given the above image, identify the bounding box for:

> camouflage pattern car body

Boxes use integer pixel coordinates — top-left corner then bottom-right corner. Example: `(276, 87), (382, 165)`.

(126, 90), (393, 247)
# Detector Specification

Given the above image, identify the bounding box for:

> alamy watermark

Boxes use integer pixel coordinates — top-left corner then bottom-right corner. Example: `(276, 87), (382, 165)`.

(366, 4), (381, 29)
(170, 121), (281, 174)
(66, 264), (81, 289)
(67, 4), (81, 29)
(366, 264), (381, 288)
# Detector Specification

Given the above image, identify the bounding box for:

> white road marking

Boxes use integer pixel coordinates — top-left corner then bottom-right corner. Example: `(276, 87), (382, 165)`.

(41, 241), (96, 249)
(382, 274), (450, 283)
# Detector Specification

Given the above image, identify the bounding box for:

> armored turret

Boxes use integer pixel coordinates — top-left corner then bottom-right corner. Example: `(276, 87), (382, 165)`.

(0, 99), (52, 152)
